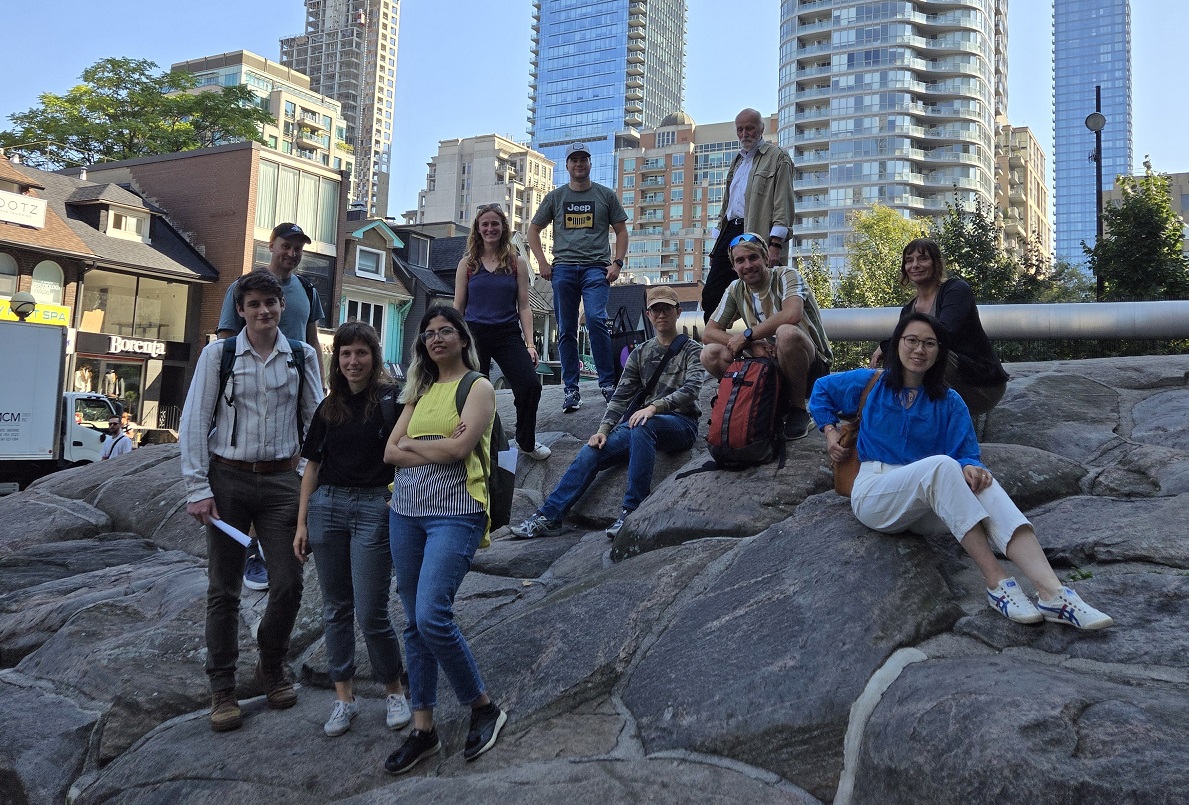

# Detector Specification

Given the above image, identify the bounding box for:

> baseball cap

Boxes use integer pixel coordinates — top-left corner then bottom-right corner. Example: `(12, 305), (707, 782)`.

(646, 286), (680, 307)
(270, 222), (312, 244)
(565, 142), (591, 159)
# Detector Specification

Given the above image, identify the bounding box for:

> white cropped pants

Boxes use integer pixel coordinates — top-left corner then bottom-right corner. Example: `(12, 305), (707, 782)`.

(850, 454), (1029, 554)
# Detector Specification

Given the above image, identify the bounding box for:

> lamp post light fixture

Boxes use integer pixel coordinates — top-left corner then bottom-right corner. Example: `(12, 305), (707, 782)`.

(9, 291), (37, 322)
(1085, 84), (1106, 302)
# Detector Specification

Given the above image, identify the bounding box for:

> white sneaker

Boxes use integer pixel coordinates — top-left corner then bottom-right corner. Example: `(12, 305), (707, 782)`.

(324, 698), (359, 737)
(986, 577), (1043, 624)
(386, 693), (412, 730)
(1037, 587), (1115, 630)
(526, 442), (552, 460)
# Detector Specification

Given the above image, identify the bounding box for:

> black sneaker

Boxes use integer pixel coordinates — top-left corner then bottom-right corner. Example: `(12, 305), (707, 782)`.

(563, 388), (581, 413)
(384, 727), (441, 775)
(464, 703), (508, 762)
(784, 407), (812, 441)
(600, 385), (616, 403)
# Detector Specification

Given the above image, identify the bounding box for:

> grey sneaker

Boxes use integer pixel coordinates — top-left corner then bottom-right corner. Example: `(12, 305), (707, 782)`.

(784, 408), (813, 441)
(386, 693), (412, 730)
(600, 385), (616, 403)
(986, 577), (1043, 624)
(1037, 587), (1115, 630)
(510, 513), (563, 539)
(563, 388), (581, 412)
(606, 509), (630, 540)
(526, 441), (552, 460)
(324, 698), (359, 737)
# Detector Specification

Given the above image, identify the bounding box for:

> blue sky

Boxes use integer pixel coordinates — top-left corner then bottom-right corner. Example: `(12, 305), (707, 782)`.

(2, 1), (1184, 219)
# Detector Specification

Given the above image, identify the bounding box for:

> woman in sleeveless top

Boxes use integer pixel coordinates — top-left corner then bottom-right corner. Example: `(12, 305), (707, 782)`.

(382, 305), (507, 774)
(293, 322), (409, 738)
(454, 203), (550, 460)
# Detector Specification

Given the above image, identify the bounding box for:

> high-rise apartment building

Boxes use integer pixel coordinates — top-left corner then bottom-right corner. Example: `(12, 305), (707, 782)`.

(614, 112), (780, 285)
(1053, 0), (1132, 262)
(529, 0), (686, 188)
(779, 0), (1007, 274)
(172, 51), (353, 186)
(407, 134), (555, 256)
(995, 124), (1050, 261)
(281, 0), (399, 217)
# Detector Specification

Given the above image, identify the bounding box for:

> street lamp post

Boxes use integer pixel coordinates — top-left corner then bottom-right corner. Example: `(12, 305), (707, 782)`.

(1085, 84), (1106, 302)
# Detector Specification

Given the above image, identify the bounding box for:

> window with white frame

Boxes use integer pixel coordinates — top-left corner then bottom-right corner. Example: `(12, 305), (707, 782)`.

(355, 245), (385, 278)
(345, 298), (384, 339)
(107, 210), (149, 243)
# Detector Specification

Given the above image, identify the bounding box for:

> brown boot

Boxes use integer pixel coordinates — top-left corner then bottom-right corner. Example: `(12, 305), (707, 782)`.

(254, 662), (297, 709)
(210, 690), (243, 732)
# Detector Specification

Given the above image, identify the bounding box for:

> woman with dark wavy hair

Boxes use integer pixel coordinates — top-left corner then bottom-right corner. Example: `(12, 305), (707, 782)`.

(293, 321), (410, 738)
(382, 305), (507, 774)
(454, 203), (550, 460)
(812, 312), (1113, 631)
(869, 238), (1008, 415)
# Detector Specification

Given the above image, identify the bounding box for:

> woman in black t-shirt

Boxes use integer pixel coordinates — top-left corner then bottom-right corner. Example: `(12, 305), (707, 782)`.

(293, 321), (411, 738)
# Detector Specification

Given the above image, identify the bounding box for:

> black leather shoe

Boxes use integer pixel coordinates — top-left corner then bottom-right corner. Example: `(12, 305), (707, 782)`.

(464, 704), (508, 761)
(384, 728), (441, 775)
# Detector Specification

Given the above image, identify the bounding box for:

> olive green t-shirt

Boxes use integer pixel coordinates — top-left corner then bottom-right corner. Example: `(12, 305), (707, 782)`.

(532, 183), (627, 266)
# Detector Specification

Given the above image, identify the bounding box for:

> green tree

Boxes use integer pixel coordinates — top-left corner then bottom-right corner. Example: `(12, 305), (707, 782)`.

(797, 242), (834, 309)
(837, 204), (926, 308)
(1085, 158), (1189, 301)
(932, 196), (1024, 302)
(0, 58), (272, 169)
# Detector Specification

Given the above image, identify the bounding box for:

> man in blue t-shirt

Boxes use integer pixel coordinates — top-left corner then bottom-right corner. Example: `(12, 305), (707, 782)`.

(529, 142), (629, 413)
(215, 221), (326, 592)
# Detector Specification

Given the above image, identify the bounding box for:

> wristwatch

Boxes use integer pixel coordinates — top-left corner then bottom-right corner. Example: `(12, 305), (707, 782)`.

(743, 328), (754, 341)
(612, 258), (624, 268)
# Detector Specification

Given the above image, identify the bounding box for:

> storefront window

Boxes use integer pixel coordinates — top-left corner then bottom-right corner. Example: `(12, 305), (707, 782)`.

(73, 357), (142, 418)
(31, 260), (64, 304)
(0, 252), (17, 297)
(79, 269), (188, 340)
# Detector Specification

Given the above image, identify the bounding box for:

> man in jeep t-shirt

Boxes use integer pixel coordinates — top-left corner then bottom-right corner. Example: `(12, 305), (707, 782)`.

(529, 142), (629, 413)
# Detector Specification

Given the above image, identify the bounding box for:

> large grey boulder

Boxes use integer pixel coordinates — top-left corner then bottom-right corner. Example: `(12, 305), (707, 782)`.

(0, 492), (111, 552)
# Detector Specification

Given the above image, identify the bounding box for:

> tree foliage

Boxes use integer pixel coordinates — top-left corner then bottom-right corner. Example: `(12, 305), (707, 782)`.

(932, 196), (1025, 302)
(1085, 159), (1189, 301)
(837, 204), (925, 308)
(797, 242), (834, 309)
(0, 58), (273, 169)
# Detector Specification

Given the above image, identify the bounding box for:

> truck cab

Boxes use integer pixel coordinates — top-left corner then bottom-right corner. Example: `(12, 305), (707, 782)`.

(64, 393), (119, 465)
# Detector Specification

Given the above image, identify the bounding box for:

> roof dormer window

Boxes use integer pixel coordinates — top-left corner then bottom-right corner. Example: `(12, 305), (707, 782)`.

(107, 210), (150, 244)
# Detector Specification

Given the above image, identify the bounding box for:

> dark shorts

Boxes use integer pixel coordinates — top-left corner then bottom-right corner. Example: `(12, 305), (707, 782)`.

(806, 355), (829, 396)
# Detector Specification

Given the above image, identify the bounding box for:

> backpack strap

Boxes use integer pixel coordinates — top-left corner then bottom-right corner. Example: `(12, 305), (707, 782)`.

(454, 370), (489, 478)
(213, 335), (309, 447)
(621, 334), (689, 423)
(295, 272), (317, 316)
(287, 336), (309, 443)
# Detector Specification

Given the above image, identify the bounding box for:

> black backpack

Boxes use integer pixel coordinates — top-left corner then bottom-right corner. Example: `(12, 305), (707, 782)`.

(456, 371), (514, 530)
(213, 336), (310, 447)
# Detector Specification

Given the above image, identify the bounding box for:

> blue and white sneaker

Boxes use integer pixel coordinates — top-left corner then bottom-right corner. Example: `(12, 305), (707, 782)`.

(324, 698), (359, 737)
(600, 386), (616, 403)
(510, 513), (563, 539)
(986, 577), (1043, 624)
(1037, 586), (1115, 630)
(243, 548), (269, 592)
(563, 388), (581, 413)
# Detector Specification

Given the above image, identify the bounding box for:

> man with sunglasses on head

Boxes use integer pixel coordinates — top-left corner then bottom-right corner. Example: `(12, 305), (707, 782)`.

(701, 109), (795, 323)
(528, 142), (629, 413)
(511, 286), (705, 541)
(701, 232), (832, 441)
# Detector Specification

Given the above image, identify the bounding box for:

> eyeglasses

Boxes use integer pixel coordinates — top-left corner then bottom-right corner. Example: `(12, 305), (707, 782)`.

(420, 326), (459, 344)
(900, 335), (940, 351)
(647, 303), (678, 315)
(730, 232), (765, 248)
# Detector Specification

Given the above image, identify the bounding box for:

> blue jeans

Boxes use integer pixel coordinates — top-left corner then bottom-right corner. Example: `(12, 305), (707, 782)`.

(307, 485), (404, 685)
(389, 510), (487, 711)
(552, 263), (615, 390)
(540, 413), (698, 520)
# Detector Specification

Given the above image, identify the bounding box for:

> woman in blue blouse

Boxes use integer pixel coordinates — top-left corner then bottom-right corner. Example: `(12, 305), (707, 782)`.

(810, 312), (1113, 630)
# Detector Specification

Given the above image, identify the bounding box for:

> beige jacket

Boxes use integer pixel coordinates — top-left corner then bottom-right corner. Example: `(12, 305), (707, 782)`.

(713, 140), (795, 244)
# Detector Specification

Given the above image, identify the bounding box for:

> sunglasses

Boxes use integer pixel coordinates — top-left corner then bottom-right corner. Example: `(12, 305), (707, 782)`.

(647, 303), (678, 314)
(730, 232), (766, 248)
(476, 203), (503, 213)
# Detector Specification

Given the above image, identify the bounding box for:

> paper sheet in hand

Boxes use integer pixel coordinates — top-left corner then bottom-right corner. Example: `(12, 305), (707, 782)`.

(497, 446), (518, 474)
(211, 518), (252, 547)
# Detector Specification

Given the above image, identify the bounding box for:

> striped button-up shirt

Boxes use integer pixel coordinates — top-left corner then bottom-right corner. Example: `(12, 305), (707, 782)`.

(180, 330), (323, 503)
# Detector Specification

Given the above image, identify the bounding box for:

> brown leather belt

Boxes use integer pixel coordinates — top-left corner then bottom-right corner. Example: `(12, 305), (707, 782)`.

(210, 454), (299, 474)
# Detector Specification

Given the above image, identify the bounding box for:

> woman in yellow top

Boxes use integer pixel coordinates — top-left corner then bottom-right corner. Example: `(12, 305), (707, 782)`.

(382, 305), (507, 775)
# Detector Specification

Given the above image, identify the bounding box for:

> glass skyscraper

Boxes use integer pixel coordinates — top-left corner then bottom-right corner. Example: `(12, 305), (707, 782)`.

(529, 0), (686, 187)
(779, 0), (1007, 275)
(1053, 0), (1132, 263)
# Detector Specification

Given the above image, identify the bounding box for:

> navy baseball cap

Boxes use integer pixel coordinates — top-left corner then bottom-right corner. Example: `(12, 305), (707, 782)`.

(270, 222), (312, 244)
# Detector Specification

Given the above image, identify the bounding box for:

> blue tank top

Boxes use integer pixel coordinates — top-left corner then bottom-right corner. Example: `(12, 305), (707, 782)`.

(465, 266), (519, 326)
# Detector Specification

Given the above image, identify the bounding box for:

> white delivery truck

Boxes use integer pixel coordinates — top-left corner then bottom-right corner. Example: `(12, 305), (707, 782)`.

(0, 319), (119, 494)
